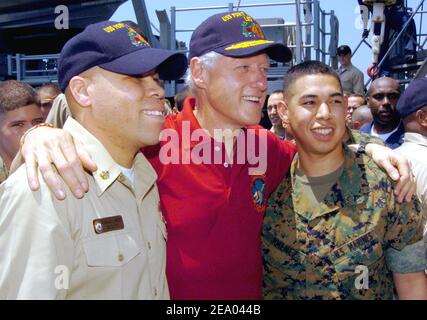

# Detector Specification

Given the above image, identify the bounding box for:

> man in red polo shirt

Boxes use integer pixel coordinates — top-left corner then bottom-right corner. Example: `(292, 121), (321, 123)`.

(18, 12), (415, 299)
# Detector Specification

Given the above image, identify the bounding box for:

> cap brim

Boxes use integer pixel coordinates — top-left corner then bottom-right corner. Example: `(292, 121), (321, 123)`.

(215, 40), (292, 63)
(99, 48), (188, 80)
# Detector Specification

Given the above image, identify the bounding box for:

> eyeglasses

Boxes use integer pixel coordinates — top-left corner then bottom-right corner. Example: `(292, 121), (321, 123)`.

(372, 93), (400, 100)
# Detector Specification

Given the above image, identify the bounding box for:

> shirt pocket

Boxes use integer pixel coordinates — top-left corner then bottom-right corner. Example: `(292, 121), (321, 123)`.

(82, 232), (141, 267)
(330, 230), (389, 299)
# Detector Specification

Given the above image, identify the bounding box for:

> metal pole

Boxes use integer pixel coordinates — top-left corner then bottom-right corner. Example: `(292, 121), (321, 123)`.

(295, 0), (303, 63)
(321, 8), (326, 63)
(313, 0), (320, 61)
(170, 6), (176, 50)
(7, 54), (12, 76)
(16, 54), (21, 81)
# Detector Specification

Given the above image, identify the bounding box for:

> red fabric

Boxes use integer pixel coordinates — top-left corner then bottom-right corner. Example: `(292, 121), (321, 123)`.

(143, 97), (296, 299)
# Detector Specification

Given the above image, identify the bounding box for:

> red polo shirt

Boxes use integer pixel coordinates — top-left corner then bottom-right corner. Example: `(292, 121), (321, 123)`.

(144, 97), (296, 299)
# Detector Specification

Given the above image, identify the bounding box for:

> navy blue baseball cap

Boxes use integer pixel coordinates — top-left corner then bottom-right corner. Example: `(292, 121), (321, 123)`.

(58, 21), (188, 92)
(188, 11), (292, 63)
(396, 77), (427, 118)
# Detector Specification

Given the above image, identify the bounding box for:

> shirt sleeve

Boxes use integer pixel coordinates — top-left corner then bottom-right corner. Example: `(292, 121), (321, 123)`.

(347, 129), (385, 146)
(45, 93), (70, 129)
(384, 192), (425, 252)
(0, 168), (74, 299)
(266, 132), (297, 196)
(385, 240), (427, 273)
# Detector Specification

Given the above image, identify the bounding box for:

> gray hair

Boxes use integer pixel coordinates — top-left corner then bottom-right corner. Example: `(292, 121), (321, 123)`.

(184, 51), (222, 91)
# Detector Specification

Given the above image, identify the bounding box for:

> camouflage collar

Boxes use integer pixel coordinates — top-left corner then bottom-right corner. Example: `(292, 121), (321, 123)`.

(289, 144), (369, 221)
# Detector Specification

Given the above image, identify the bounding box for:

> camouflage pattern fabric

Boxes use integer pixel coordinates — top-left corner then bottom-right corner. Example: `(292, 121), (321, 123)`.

(262, 130), (424, 300)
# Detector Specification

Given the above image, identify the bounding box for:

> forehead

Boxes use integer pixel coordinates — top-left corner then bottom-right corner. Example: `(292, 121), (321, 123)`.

(1, 104), (42, 122)
(348, 96), (365, 104)
(222, 52), (269, 64)
(292, 74), (341, 95)
(268, 93), (283, 104)
(370, 79), (399, 94)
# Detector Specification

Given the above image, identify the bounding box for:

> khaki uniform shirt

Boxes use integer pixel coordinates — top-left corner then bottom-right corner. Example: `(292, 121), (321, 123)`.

(0, 118), (169, 299)
(338, 62), (365, 95)
(396, 132), (427, 234)
(45, 93), (70, 128)
(263, 131), (425, 300)
(0, 156), (8, 184)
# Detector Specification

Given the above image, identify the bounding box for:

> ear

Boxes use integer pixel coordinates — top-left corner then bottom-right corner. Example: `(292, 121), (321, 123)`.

(190, 57), (208, 90)
(352, 120), (361, 130)
(68, 76), (91, 107)
(416, 108), (427, 127)
(277, 99), (289, 122)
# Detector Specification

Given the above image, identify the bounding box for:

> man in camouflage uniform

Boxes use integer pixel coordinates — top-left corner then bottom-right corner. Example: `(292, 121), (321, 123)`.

(262, 61), (427, 300)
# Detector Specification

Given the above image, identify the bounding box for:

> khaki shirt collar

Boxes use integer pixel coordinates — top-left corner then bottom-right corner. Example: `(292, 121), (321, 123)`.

(403, 132), (427, 148)
(339, 62), (353, 73)
(63, 118), (157, 197)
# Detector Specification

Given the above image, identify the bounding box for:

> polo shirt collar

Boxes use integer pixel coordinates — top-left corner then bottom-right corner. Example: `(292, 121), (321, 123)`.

(403, 132), (427, 147)
(63, 117), (157, 197)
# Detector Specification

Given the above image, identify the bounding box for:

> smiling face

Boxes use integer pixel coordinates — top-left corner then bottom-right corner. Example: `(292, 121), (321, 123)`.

(283, 74), (346, 158)
(267, 92), (284, 126)
(201, 53), (269, 130)
(76, 67), (166, 156)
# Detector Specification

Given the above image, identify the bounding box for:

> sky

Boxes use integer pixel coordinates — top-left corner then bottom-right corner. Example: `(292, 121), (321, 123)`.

(111, 0), (425, 84)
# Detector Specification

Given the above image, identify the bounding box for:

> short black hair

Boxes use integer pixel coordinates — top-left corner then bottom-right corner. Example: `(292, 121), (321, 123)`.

(283, 61), (342, 98)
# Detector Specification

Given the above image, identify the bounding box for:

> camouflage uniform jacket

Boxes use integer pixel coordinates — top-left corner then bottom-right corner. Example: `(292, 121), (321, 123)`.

(262, 132), (424, 300)
(0, 157), (8, 184)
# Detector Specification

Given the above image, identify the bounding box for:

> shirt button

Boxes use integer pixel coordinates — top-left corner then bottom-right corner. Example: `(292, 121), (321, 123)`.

(118, 253), (124, 262)
(214, 146), (221, 152)
(154, 288), (157, 296)
(147, 242), (151, 250)
(118, 174), (125, 182)
(224, 162), (229, 168)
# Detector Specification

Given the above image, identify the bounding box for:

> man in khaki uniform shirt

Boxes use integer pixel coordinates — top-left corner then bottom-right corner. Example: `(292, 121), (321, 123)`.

(337, 45), (364, 96)
(0, 20), (187, 299)
(395, 78), (427, 236)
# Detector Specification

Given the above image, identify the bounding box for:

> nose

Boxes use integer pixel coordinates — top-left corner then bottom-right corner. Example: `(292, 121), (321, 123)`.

(316, 102), (332, 120)
(251, 67), (268, 91)
(148, 76), (165, 100)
